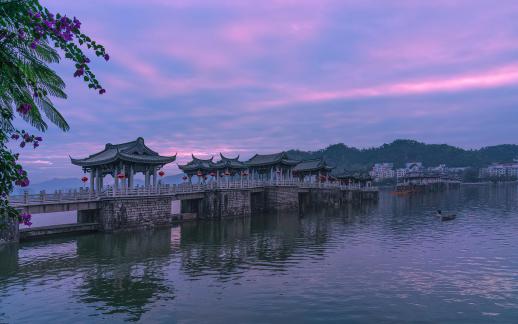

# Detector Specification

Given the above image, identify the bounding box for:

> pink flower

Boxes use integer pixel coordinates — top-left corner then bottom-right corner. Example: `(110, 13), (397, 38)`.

(17, 103), (32, 115)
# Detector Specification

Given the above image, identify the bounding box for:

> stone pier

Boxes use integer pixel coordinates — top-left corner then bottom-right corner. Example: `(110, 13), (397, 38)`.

(98, 196), (174, 231)
(0, 215), (19, 245)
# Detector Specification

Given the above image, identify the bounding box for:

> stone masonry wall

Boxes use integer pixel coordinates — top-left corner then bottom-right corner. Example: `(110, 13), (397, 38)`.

(0, 215), (19, 245)
(200, 189), (251, 219)
(98, 196), (173, 232)
(264, 186), (299, 213)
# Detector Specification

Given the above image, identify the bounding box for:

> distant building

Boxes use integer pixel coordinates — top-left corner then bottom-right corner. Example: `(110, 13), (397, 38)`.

(405, 162), (423, 172)
(480, 162), (518, 179)
(370, 163), (395, 181)
(396, 168), (407, 178)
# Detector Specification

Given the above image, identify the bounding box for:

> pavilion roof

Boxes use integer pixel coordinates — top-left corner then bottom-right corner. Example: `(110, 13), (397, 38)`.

(214, 153), (246, 169)
(335, 171), (372, 181)
(70, 137), (176, 167)
(245, 152), (299, 167)
(179, 153), (247, 171)
(293, 158), (334, 172)
(178, 155), (215, 171)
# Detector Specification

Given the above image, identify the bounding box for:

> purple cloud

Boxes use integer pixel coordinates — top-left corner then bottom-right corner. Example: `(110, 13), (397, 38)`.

(12, 0), (518, 182)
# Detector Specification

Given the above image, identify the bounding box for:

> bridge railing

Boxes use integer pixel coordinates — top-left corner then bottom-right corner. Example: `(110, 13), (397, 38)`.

(8, 179), (377, 206)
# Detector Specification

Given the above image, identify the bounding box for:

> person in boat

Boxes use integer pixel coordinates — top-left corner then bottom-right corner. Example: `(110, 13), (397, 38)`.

(436, 209), (456, 221)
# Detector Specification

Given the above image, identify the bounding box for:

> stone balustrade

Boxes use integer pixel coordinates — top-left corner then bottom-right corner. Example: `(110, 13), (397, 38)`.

(8, 179), (378, 208)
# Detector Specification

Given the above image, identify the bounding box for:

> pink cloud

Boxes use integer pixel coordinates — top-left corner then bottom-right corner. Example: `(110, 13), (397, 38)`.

(244, 63), (518, 111)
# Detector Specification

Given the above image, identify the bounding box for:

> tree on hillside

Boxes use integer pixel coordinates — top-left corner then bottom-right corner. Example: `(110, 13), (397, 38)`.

(0, 0), (109, 227)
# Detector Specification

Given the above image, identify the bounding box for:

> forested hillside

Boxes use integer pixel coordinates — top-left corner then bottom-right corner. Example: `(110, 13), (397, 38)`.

(287, 140), (518, 171)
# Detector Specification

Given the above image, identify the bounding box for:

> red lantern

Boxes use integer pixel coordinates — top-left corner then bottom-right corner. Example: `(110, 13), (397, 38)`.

(210, 172), (216, 177)
(117, 173), (125, 179)
(158, 170), (165, 177)
(197, 171), (203, 177)
(224, 171), (230, 176)
(182, 176), (188, 181)
(81, 176), (88, 183)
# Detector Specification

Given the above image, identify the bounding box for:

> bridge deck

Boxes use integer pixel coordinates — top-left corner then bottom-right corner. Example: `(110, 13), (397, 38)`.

(9, 180), (386, 209)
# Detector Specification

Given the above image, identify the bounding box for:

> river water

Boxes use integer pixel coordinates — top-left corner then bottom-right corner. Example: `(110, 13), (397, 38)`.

(1, 184), (518, 323)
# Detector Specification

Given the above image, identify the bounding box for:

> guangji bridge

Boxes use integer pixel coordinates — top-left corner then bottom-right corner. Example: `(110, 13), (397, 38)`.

(2, 138), (379, 244)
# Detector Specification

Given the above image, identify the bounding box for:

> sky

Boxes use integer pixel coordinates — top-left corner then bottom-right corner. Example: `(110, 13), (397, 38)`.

(14, 0), (518, 182)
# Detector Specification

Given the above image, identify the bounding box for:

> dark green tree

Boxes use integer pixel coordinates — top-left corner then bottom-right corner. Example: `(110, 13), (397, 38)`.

(1, 0), (108, 226)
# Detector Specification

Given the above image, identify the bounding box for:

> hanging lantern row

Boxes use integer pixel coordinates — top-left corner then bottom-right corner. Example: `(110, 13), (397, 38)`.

(81, 176), (88, 183)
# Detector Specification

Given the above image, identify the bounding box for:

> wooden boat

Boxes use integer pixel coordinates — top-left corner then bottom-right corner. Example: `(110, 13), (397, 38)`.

(436, 210), (456, 221)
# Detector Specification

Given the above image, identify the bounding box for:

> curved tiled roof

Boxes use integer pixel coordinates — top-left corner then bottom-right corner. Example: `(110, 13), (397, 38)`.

(179, 153), (246, 171)
(70, 137), (176, 167)
(245, 152), (299, 167)
(293, 158), (334, 172)
(335, 171), (372, 181)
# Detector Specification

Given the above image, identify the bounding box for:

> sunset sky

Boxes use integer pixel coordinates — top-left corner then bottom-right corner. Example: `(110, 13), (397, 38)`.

(15, 0), (518, 182)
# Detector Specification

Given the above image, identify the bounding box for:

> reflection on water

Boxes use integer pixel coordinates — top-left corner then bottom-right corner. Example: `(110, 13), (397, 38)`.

(1, 184), (518, 323)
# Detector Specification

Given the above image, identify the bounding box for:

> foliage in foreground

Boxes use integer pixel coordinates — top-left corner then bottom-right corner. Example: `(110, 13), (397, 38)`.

(0, 0), (108, 228)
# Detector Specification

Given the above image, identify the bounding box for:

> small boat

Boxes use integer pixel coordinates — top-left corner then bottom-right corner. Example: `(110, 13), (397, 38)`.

(436, 210), (456, 221)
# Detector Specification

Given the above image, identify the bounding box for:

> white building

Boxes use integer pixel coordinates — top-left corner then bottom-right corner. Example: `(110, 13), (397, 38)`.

(370, 163), (395, 181)
(481, 162), (518, 178)
(405, 162), (423, 172)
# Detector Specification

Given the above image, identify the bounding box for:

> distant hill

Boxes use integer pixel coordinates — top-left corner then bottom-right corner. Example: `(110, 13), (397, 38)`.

(287, 139), (518, 172)
(12, 177), (84, 195)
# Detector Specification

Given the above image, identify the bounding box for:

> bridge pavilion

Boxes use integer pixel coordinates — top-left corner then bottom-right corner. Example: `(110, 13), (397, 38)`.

(335, 171), (373, 188)
(292, 158), (334, 183)
(178, 154), (247, 183)
(179, 152), (302, 183)
(244, 152), (300, 181)
(71, 137), (176, 192)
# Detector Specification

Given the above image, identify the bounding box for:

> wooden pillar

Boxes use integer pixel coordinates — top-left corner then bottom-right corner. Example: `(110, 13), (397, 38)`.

(96, 169), (102, 192)
(153, 167), (157, 187)
(128, 165), (134, 188)
(89, 168), (95, 192)
(114, 168), (119, 193)
(145, 168), (150, 187)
